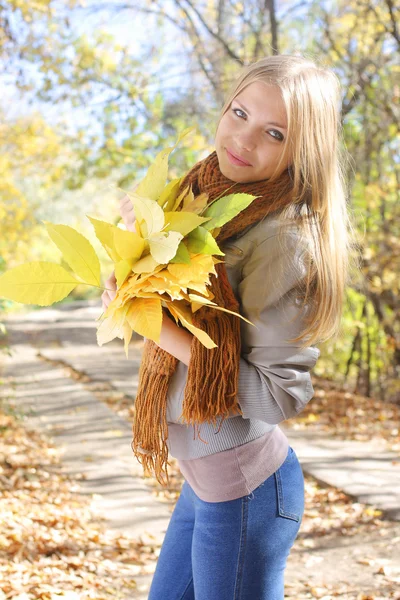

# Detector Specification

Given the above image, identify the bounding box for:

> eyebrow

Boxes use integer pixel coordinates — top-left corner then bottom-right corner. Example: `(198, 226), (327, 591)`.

(234, 100), (287, 129)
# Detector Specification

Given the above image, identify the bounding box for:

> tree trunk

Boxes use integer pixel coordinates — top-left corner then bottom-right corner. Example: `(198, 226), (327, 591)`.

(265, 0), (279, 55)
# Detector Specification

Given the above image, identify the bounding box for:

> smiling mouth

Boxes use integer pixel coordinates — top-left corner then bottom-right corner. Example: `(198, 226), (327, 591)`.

(226, 148), (252, 167)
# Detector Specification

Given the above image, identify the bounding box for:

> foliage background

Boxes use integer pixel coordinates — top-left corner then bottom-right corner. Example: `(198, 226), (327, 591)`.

(1, 0), (399, 402)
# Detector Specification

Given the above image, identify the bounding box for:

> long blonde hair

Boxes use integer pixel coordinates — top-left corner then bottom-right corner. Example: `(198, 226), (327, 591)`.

(217, 55), (358, 348)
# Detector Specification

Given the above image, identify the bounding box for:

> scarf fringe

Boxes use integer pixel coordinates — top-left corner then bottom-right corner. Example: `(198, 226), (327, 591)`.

(131, 340), (177, 486)
(180, 306), (243, 429)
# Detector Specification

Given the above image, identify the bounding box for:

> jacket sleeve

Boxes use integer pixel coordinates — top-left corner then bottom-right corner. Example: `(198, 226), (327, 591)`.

(235, 230), (320, 424)
(166, 229), (320, 425)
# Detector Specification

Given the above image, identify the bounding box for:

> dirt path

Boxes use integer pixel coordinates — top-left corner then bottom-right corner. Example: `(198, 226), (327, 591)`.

(2, 301), (400, 599)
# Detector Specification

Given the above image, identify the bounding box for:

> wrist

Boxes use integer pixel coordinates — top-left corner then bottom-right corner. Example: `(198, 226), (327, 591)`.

(157, 307), (193, 366)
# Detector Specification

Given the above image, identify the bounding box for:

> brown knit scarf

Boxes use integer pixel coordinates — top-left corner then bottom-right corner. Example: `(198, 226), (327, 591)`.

(131, 151), (295, 485)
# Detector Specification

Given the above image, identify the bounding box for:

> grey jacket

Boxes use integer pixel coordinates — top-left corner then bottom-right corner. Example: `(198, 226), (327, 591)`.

(166, 213), (320, 459)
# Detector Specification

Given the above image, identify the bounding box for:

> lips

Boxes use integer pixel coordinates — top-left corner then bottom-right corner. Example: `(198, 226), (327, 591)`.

(226, 148), (252, 167)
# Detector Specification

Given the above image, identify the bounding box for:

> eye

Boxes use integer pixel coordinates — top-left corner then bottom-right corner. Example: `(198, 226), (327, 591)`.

(232, 107), (247, 119)
(267, 129), (284, 142)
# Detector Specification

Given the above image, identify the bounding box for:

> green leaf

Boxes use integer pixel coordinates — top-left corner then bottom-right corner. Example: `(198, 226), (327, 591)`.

(0, 262), (79, 306)
(202, 193), (258, 230)
(43, 222), (101, 286)
(185, 227), (225, 256)
(169, 241), (191, 264)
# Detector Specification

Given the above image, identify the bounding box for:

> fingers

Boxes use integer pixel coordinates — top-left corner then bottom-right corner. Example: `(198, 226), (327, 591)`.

(119, 194), (133, 211)
(101, 271), (117, 311)
(119, 194), (136, 232)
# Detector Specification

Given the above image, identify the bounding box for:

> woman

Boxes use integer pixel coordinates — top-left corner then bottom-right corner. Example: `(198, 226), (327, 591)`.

(103, 55), (354, 599)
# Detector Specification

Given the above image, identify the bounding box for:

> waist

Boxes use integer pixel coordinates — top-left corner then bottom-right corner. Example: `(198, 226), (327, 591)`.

(166, 416), (275, 459)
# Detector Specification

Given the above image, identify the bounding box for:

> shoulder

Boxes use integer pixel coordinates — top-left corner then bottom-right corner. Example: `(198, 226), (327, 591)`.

(234, 214), (312, 311)
(222, 212), (310, 267)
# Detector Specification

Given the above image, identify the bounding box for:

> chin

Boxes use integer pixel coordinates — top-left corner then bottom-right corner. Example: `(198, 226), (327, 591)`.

(217, 156), (243, 182)
(221, 164), (254, 184)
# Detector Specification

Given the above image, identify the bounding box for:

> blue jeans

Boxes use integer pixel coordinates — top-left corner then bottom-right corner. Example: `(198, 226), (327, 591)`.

(148, 446), (304, 600)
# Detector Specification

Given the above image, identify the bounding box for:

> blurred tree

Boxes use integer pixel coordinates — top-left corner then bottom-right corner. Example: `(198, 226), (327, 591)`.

(1, 0), (398, 399)
(0, 112), (69, 266)
(308, 0), (400, 402)
(0, 0), (208, 271)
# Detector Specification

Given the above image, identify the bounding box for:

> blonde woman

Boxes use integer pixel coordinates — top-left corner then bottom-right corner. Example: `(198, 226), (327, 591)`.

(103, 55), (354, 599)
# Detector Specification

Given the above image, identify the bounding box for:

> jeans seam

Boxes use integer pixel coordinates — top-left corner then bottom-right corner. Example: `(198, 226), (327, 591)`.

(179, 576), (193, 600)
(233, 496), (248, 600)
(275, 468), (300, 522)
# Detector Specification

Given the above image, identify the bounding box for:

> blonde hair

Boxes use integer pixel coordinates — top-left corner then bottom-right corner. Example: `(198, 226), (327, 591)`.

(217, 55), (358, 348)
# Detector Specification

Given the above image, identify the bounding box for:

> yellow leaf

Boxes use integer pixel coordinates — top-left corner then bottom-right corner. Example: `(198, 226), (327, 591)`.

(0, 262), (79, 306)
(141, 274), (184, 300)
(87, 216), (121, 262)
(43, 222), (101, 286)
(168, 302), (217, 349)
(182, 187), (195, 209)
(135, 149), (172, 202)
(168, 254), (215, 284)
(123, 322), (133, 358)
(158, 177), (182, 210)
(188, 293), (255, 326)
(127, 193), (164, 238)
(171, 185), (189, 212)
(113, 228), (145, 261)
(115, 259), (133, 287)
(126, 297), (163, 342)
(164, 211), (211, 236)
(183, 192), (209, 214)
(191, 301), (205, 313)
(135, 128), (195, 201)
(97, 305), (129, 345)
(187, 281), (211, 296)
(125, 265), (165, 290)
(137, 291), (166, 299)
(132, 253), (161, 274)
(149, 230), (183, 263)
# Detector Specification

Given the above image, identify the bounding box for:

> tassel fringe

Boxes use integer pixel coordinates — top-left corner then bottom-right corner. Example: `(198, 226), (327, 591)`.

(131, 340), (178, 486)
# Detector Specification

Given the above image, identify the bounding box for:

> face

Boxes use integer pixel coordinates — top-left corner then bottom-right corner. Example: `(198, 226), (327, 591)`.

(215, 81), (291, 183)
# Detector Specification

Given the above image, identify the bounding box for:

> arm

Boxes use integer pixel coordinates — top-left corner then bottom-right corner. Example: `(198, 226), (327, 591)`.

(167, 229), (320, 425)
(157, 310), (192, 366)
(235, 230), (320, 423)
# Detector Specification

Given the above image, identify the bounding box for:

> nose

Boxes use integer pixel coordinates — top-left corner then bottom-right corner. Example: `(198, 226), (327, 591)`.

(235, 131), (257, 152)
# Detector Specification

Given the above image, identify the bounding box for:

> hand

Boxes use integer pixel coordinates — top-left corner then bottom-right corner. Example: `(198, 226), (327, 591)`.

(101, 270), (117, 311)
(119, 194), (137, 232)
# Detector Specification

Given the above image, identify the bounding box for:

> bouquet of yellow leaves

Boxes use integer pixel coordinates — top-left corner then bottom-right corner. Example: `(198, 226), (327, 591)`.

(0, 129), (257, 353)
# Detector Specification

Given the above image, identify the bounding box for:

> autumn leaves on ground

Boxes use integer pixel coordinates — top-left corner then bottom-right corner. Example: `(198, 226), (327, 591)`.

(1, 371), (399, 599)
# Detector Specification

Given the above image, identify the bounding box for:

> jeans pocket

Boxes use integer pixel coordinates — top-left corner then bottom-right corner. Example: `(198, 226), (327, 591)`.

(274, 447), (304, 522)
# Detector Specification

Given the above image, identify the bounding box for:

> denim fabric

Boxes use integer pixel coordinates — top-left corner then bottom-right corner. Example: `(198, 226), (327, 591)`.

(148, 446), (304, 600)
